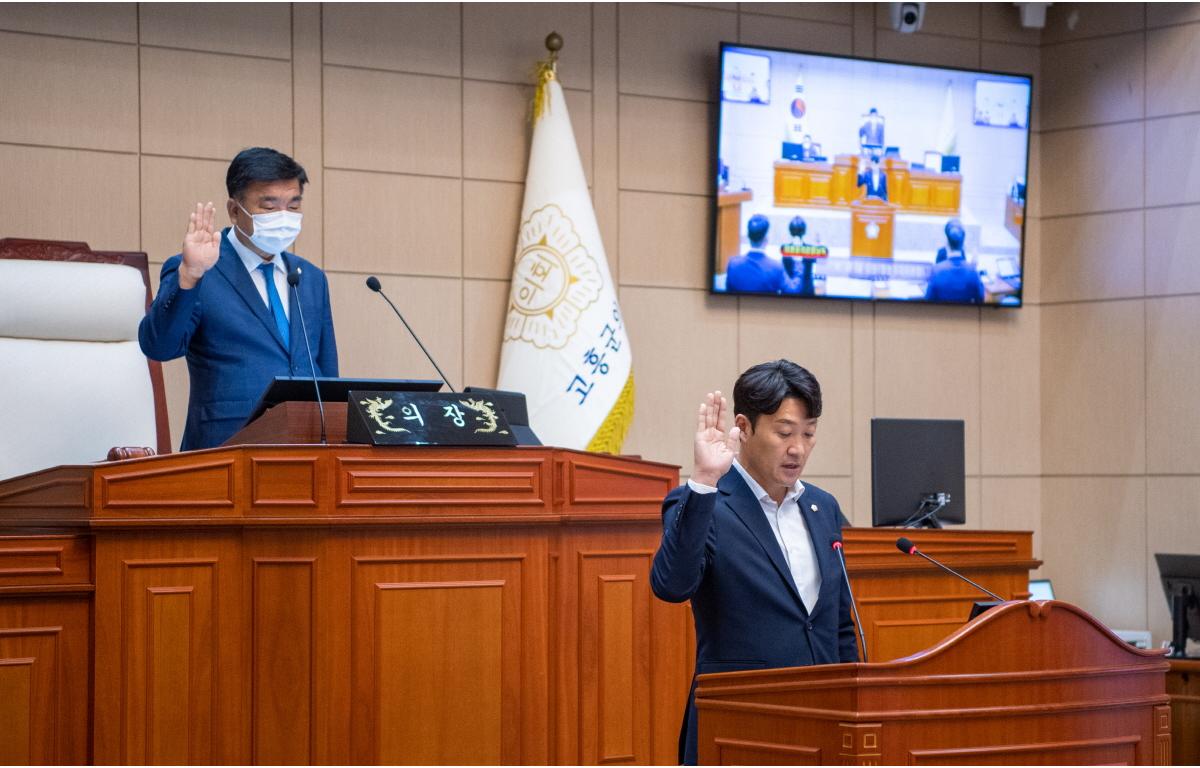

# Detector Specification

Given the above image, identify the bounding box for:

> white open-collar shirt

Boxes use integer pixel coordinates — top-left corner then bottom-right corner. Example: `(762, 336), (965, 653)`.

(688, 459), (822, 613)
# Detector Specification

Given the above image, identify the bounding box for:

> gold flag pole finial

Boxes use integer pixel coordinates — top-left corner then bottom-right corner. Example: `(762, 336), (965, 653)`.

(532, 32), (563, 124)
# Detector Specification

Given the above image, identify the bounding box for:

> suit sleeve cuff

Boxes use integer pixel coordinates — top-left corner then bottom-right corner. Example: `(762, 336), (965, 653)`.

(687, 478), (718, 494)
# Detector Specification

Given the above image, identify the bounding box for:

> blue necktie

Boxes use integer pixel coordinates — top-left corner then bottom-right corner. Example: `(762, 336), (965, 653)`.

(257, 262), (290, 348)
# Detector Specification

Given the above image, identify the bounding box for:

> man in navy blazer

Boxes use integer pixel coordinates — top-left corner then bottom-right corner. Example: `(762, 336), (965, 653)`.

(139, 148), (338, 451)
(651, 360), (859, 764)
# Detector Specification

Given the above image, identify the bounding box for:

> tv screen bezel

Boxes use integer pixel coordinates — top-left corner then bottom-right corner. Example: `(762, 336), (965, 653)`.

(710, 41), (1035, 309)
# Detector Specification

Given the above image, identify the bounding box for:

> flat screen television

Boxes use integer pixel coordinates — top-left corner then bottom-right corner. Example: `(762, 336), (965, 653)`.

(713, 43), (1032, 307)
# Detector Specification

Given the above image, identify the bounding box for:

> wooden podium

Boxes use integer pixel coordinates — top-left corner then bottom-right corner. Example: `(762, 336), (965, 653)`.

(0, 438), (693, 765)
(696, 600), (1173, 765)
(849, 198), (896, 259)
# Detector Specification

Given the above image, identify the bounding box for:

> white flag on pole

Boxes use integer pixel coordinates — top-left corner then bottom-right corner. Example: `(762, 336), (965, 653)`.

(497, 62), (633, 453)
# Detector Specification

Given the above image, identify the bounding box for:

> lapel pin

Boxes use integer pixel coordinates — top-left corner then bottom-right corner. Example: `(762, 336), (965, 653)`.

(810, 504), (818, 512)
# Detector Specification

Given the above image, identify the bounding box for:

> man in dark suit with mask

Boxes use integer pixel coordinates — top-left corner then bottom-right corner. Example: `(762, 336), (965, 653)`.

(651, 360), (859, 765)
(139, 147), (339, 450)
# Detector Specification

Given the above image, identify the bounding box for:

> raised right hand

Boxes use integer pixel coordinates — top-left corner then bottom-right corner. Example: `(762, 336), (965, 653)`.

(692, 391), (741, 487)
(179, 202), (221, 289)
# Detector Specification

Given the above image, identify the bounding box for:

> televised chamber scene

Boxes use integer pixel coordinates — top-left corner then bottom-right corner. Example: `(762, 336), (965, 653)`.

(713, 43), (1032, 307)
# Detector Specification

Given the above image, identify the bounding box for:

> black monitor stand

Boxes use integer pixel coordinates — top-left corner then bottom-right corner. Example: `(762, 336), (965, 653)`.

(1156, 553), (1200, 659)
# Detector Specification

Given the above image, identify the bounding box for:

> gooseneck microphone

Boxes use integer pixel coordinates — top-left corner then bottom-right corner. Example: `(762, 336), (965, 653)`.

(365, 276), (456, 393)
(830, 536), (868, 663)
(287, 267), (327, 444)
(895, 537), (1004, 602)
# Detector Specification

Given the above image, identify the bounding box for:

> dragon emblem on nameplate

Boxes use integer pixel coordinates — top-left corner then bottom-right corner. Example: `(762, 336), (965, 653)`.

(505, 204), (603, 350)
(360, 397), (409, 434)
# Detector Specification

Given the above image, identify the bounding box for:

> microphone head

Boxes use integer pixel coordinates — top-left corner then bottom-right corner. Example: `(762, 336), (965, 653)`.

(829, 535), (843, 551)
(287, 267), (301, 287)
(366, 276), (382, 292)
(896, 537), (917, 555)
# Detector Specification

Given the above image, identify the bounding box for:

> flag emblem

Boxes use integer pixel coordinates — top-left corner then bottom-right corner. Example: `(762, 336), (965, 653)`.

(506, 204), (603, 349)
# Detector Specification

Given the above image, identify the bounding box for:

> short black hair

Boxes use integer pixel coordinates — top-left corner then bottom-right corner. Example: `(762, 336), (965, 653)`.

(226, 147), (309, 199)
(747, 214), (770, 246)
(788, 215), (807, 239)
(733, 359), (822, 430)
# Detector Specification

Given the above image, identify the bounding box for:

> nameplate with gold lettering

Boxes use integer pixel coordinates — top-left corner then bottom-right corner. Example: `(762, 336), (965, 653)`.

(346, 391), (518, 446)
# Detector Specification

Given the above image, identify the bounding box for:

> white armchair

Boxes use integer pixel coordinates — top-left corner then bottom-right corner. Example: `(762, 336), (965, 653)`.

(0, 239), (169, 480)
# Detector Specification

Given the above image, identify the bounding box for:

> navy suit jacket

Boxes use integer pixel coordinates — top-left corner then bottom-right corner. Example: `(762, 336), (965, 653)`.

(857, 169), (888, 200)
(925, 256), (985, 304)
(651, 469), (858, 765)
(725, 251), (799, 295)
(139, 229), (338, 451)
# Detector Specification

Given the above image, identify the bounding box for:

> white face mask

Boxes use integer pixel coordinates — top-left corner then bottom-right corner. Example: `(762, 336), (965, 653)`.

(235, 200), (302, 255)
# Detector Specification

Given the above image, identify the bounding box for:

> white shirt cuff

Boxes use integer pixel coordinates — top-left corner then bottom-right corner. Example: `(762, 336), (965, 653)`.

(687, 478), (718, 494)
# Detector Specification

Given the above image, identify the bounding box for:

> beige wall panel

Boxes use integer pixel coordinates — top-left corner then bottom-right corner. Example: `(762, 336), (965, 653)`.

(324, 66), (461, 177)
(464, 180), (524, 280)
(139, 3), (291, 59)
(618, 95), (713, 195)
(292, 3), (324, 267)
(0, 145), (138, 250)
(852, 3), (875, 57)
(1147, 3), (1200, 27)
(872, 303), (982, 476)
(140, 156), (230, 263)
(1042, 2), (1146, 43)
(141, 48), (291, 159)
(1146, 23), (1200, 117)
(1021, 217), (1041, 305)
(1145, 113), (1200, 207)
(980, 477), (1042, 562)
(981, 43), (1040, 132)
(1145, 203), (1200, 296)
(619, 286), (739, 470)
(1039, 210), (1144, 303)
(617, 3), (735, 102)
(0, 31), (137, 151)
(323, 170), (462, 278)
(1040, 299), (1145, 475)
(980, 306), (1040, 476)
(980, 4), (1042, 44)
(463, 3), (592, 89)
(738, 13), (854, 55)
(463, 279), (511, 390)
(1041, 476), (1146, 632)
(328, 272), (464, 385)
(1146, 296), (1200, 474)
(323, 3), (461, 77)
(1039, 122), (1143, 217)
(1041, 34), (1144, 131)
(738, 3), (852, 24)
(463, 82), (593, 185)
(592, 3), (620, 284)
(161, 356), (190, 453)
(961, 477), (984, 531)
(1145, 477), (1200, 645)
(848, 301), (874, 527)
(874, 31), (980, 70)
(0, 2), (135, 42)
(617, 191), (710, 289)
(874, 2), (979, 38)
(736, 298), (853, 478)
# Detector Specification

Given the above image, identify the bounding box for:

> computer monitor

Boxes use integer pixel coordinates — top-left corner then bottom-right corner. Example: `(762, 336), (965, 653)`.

(244, 376), (443, 424)
(871, 418), (966, 528)
(1155, 553), (1200, 658)
(1028, 578), (1055, 601)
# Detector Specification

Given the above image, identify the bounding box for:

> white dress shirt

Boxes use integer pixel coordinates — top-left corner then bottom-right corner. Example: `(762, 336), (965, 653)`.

(227, 228), (290, 320)
(687, 460), (822, 613)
